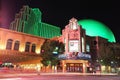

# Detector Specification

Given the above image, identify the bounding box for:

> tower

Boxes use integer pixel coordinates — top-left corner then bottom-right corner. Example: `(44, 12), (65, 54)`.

(61, 18), (86, 58)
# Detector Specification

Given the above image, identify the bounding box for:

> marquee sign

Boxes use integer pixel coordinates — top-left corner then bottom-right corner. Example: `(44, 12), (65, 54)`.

(58, 52), (91, 60)
(77, 52), (91, 59)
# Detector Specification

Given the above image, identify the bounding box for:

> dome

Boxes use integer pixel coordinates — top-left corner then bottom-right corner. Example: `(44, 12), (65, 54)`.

(78, 19), (116, 42)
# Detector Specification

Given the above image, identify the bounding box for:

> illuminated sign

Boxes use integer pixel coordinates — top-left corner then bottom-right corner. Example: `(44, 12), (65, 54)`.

(77, 52), (91, 59)
(58, 54), (68, 60)
(69, 40), (79, 52)
(58, 52), (91, 60)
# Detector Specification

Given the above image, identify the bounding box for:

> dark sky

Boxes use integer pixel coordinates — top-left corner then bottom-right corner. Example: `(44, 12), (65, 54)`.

(1, 0), (120, 43)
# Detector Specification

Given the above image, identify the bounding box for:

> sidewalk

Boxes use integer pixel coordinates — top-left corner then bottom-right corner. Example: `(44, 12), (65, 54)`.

(0, 70), (118, 76)
(40, 72), (118, 76)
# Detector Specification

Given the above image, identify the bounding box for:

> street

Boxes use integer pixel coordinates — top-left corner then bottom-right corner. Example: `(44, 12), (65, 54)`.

(0, 75), (120, 80)
(0, 72), (119, 80)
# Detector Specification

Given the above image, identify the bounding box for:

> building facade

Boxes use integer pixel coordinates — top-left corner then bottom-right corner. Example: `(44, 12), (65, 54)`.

(58, 18), (120, 73)
(9, 5), (61, 38)
(0, 28), (46, 71)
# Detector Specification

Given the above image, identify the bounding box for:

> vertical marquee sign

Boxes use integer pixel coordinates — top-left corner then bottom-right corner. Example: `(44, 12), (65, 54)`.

(69, 40), (79, 52)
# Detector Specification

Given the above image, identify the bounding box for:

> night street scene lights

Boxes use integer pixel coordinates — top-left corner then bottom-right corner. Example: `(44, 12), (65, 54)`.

(0, 5), (120, 75)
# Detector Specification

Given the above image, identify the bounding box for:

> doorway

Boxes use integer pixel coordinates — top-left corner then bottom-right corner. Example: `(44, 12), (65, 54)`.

(66, 63), (83, 72)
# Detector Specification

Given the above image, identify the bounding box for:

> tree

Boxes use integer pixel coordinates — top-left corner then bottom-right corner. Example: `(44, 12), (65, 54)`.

(98, 43), (120, 73)
(40, 39), (65, 69)
(98, 43), (114, 66)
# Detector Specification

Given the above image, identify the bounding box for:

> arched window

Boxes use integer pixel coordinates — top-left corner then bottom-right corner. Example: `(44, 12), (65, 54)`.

(31, 44), (36, 53)
(14, 41), (20, 51)
(25, 42), (31, 52)
(6, 39), (13, 50)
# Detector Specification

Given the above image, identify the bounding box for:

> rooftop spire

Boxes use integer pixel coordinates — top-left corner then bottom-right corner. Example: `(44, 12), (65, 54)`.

(69, 17), (79, 30)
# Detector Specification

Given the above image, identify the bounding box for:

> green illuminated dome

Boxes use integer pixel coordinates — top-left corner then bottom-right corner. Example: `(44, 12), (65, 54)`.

(78, 19), (116, 42)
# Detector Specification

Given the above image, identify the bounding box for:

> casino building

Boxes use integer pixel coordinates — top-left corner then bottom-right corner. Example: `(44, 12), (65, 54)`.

(0, 5), (120, 73)
(9, 5), (61, 38)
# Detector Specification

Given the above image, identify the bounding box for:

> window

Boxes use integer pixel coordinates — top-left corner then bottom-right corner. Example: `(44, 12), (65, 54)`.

(14, 41), (20, 51)
(93, 40), (97, 45)
(25, 42), (31, 52)
(86, 44), (90, 52)
(31, 44), (36, 53)
(6, 39), (13, 50)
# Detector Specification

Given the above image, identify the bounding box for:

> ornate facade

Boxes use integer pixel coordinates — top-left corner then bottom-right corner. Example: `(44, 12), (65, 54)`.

(58, 18), (120, 73)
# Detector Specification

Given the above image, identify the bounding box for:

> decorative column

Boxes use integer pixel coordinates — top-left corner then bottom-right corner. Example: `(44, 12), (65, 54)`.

(29, 43), (32, 53)
(11, 41), (15, 50)
(83, 62), (86, 73)
(62, 60), (66, 73)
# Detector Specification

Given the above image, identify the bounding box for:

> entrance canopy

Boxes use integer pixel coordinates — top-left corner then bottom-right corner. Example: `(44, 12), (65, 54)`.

(58, 52), (91, 60)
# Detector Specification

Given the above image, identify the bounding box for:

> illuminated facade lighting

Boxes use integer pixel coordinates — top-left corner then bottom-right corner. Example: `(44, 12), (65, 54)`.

(0, 5), (119, 73)
(78, 19), (116, 42)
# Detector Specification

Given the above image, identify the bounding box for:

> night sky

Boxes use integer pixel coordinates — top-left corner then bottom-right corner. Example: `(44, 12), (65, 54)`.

(1, 0), (120, 43)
